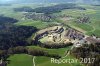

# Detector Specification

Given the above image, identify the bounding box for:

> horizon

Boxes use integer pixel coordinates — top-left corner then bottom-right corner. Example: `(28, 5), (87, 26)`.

(0, 0), (100, 4)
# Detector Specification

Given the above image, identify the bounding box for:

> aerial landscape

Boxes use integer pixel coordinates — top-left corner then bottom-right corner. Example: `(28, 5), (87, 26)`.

(0, 0), (100, 66)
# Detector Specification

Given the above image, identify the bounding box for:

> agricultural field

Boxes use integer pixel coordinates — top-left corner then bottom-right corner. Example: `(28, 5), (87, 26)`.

(15, 20), (58, 29)
(7, 54), (33, 66)
(7, 46), (84, 66)
(55, 4), (100, 36)
(35, 55), (84, 66)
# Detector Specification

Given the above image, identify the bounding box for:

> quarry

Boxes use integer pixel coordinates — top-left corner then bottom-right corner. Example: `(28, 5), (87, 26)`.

(34, 25), (100, 48)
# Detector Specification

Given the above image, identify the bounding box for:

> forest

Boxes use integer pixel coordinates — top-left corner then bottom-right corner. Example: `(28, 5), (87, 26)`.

(0, 15), (18, 25)
(14, 3), (86, 14)
(0, 25), (37, 50)
(71, 43), (100, 66)
(0, 15), (38, 50)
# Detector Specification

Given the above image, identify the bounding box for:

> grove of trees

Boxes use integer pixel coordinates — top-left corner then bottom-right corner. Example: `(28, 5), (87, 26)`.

(14, 3), (86, 14)
(71, 43), (100, 66)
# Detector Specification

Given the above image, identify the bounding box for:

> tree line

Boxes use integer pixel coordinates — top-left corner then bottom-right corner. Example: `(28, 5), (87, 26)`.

(33, 39), (73, 49)
(0, 46), (61, 64)
(14, 3), (86, 14)
(0, 25), (38, 50)
(0, 15), (18, 25)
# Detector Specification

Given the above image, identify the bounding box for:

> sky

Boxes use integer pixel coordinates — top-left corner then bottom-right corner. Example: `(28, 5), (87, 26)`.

(0, 0), (70, 4)
(0, 0), (100, 4)
(0, 0), (13, 3)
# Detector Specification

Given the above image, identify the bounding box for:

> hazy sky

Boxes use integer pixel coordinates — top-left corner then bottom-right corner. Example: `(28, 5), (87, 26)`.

(0, 0), (71, 3)
(0, 0), (13, 3)
(0, 0), (100, 4)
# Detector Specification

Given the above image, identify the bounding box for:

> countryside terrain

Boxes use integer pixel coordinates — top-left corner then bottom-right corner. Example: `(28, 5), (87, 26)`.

(0, 0), (100, 66)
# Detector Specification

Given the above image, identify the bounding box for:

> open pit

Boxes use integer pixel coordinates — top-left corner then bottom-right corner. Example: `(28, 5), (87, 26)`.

(34, 26), (85, 45)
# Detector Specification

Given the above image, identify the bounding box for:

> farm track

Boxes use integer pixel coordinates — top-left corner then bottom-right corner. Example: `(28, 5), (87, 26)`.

(62, 45), (74, 58)
(33, 56), (36, 66)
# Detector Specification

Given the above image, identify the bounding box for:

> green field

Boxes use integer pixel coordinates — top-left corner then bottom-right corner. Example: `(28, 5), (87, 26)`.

(35, 55), (84, 66)
(7, 46), (70, 66)
(15, 20), (57, 29)
(7, 55), (84, 66)
(7, 54), (33, 66)
(7, 46), (84, 66)
(28, 46), (84, 66)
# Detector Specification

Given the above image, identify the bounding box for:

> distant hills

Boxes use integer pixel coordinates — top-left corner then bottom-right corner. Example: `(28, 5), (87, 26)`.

(0, 0), (100, 4)
(75, 0), (100, 4)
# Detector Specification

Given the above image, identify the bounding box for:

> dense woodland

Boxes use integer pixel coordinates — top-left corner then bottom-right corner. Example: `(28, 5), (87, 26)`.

(0, 15), (38, 50)
(71, 43), (100, 66)
(32, 4), (86, 14)
(0, 25), (37, 50)
(14, 3), (86, 14)
(0, 15), (18, 25)
(40, 43), (73, 49)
